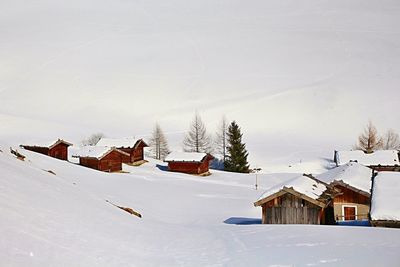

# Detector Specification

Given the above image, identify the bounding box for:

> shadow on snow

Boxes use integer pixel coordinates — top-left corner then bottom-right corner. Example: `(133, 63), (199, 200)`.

(224, 217), (262, 225)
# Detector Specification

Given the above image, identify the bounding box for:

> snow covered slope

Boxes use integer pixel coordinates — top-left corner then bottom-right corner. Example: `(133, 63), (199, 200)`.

(1, 144), (400, 266)
(1, 0), (400, 169)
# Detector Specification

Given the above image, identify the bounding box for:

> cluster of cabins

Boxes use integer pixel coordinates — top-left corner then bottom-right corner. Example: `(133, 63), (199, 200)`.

(20, 139), (399, 228)
(254, 150), (400, 228)
(21, 138), (148, 172)
(20, 138), (215, 174)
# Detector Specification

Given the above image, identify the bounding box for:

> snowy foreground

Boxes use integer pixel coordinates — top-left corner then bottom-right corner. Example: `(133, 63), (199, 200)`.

(1, 147), (400, 267)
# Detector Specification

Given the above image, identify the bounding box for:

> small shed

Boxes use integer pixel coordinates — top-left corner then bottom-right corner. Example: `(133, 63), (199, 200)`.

(370, 172), (400, 228)
(72, 146), (130, 172)
(96, 138), (148, 164)
(317, 162), (372, 222)
(164, 152), (214, 175)
(334, 150), (400, 171)
(21, 139), (72, 161)
(254, 175), (339, 224)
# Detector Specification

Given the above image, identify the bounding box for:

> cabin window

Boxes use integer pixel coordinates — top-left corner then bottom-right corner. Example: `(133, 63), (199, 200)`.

(301, 199), (306, 207)
(342, 205), (357, 221)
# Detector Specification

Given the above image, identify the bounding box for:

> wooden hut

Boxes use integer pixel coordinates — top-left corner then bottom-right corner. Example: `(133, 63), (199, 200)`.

(164, 152), (214, 175)
(370, 172), (400, 228)
(254, 175), (339, 224)
(72, 146), (130, 172)
(317, 162), (372, 223)
(21, 139), (72, 161)
(96, 138), (148, 164)
(334, 150), (400, 171)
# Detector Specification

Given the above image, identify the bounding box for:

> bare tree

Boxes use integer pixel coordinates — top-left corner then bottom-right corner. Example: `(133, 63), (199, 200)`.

(382, 129), (400, 150)
(183, 112), (212, 153)
(215, 116), (228, 161)
(149, 123), (170, 160)
(356, 121), (383, 153)
(81, 133), (104, 146)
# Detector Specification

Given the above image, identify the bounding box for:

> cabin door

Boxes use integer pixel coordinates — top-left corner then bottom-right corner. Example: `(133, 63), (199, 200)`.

(343, 206), (356, 221)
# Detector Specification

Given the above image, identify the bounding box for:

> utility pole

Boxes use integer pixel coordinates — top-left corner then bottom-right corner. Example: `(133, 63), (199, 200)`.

(253, 167), (262, 190)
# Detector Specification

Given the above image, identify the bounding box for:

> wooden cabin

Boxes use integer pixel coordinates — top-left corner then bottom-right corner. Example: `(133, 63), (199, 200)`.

(317, 162), (372, 223)
(72, 146), (130, 172)
(254, 175), (339, 224)
(334, 150), (400, 171)
(370, 172), (400, 228)
(21, 139), (72, 161)
(96, 138), (148, 164)
(164, 152), (214, 175)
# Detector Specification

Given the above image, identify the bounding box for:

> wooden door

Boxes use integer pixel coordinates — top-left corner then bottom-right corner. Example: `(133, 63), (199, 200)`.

(344, 206), (356, 221)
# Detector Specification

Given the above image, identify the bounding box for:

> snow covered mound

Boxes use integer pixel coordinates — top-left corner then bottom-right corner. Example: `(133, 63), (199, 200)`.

(371, 172), (400, 221)
(2, 144), (400, 266)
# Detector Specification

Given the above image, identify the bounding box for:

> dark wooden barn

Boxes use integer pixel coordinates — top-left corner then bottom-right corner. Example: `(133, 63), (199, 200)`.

(96, 138), (148, 164)
(164, 152), (214, 175)
(21, 139), (72, 161)
(254, 175), (339, 225)
(72, 146), (130, 172)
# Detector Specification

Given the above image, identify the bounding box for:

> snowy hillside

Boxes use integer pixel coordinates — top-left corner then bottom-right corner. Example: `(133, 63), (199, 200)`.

(1, 0), (400, 169)
(1, 145), (400, 266)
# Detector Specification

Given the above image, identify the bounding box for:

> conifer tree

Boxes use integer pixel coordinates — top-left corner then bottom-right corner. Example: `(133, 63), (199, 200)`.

(356, 121), (383, 153)
(183, 113), (212, 153)
(382, 129), (400, 150)
(149, 123), (170, 160)
(225, 121), (249, 173)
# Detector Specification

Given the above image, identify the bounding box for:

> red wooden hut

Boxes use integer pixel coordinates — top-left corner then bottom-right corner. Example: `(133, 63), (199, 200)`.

(96, 138), (148, 164)
(72, 146), (130, 172)
(164, 152), (214, 175)
(21, 139), (72, 161)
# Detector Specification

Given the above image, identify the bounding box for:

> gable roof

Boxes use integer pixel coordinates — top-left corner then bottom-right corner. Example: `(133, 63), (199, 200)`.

(316, 162), (372, 195)
(370, 172), (400, 221)
(71, 146), (129, 160)
(334, 150), (399, 166)
(164, 152), (214, 163)
(254, 174), (333, 208)
(96, 138), (148, 149)
(22, 139), (72, 149)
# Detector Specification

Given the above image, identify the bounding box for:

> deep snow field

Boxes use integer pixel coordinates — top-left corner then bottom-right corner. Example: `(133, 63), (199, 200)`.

(1, 144), (400, 267)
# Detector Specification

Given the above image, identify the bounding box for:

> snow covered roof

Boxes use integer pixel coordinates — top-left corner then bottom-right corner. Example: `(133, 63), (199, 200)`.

(96, 138), (146, 148)
(71, 146), (129, 160)
(255, 175), (329, 207)
(164, 152), (213, 163)
(316, 162), (372, 194)
(370, 172), (400, 221)
(22, 139), (72, 149)
(335, 150), (399, 166)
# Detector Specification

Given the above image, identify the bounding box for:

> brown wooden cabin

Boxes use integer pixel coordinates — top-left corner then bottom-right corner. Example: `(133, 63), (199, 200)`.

(21, 139), (72, 161)
(316, 162), (373, 223)
(164, 152), (214, 175)
(329, 181), (370, 222)
(73, 147), (130, 172)
(96, 138), (148, 164)
(254, 175), (339, 225)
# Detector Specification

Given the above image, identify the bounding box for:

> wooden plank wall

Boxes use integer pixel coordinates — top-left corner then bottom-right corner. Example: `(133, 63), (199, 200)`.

(265, 207), (320, 224)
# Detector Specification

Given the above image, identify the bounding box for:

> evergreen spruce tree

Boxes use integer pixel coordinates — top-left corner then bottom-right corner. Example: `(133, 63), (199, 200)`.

(225, 121), (249, 173)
